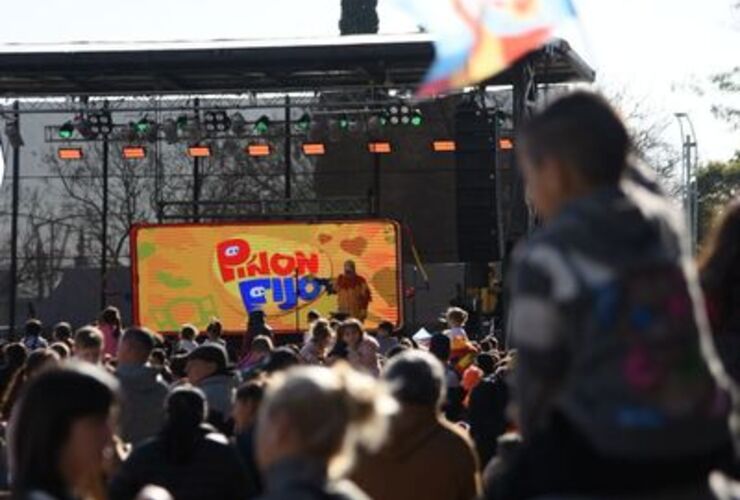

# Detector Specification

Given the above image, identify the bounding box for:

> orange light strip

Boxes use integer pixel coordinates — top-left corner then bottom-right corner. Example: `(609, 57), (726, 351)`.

(432, 140), (456, 152)
(247, 144), (271, 157)
(187, 145), (211, 158)
(57, 147), (83, 160)
(302, 143), (326, 156)
(368, 142), (392, 154)
(499, 138), (514, 150)
(122, 146), (146, 159)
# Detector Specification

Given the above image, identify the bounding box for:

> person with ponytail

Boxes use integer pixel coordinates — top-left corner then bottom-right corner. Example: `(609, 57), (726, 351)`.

(255, 363), (396, 500)
(109, 385), (249, 500)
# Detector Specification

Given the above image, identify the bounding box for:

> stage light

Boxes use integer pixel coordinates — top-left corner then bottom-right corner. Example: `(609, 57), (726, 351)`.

(88, 112), (113, 136)
(134, 118), (152, 135)
(59, 121), (75, 139)
(204, 110), (230, 133)
(296, 113), (311, 131)
(231, 112), (246, 136)
(338, 115), (350, 130)
(58, 147), (83, 160)
(247, 144), (271, 157)
(254, 115), (271, 134)
(302, 143), (326, 156)
(176, 115), (188, 130)
(432, 140), (456, 152)
(411, 110), (424, 127)
(499, 138), (514, 150)
(187, 145), (211, 158)
(368, 142), (391, 154)
(162, 118), (179, 144)
(4, 120), (23, 148)
(122, 146), (146, 159)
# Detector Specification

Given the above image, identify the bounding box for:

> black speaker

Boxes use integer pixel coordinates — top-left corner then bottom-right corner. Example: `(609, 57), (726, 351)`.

(455, 100), (499, 263)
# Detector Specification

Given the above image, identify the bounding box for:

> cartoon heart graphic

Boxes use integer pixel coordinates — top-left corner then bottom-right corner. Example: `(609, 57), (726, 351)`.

(318, 234), (332, 245)
(340, 237), (367, 257)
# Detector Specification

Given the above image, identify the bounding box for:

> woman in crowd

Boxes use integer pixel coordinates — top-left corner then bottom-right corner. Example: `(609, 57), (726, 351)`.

(110, 385), (249, 500)
(255, 364), (396, 500)
(300, 319), (334, 365)
(98, 306), (123, 359)
(340, 320), (380, 377)
(2, 348), (61, 420)
(9, 363), (119, 500)
(699, 197), (740, 381)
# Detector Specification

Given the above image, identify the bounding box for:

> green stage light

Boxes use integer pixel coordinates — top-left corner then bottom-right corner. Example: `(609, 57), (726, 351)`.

(410, 110), (423, 127)
(58, 122), (75, 139)
(297, 113), (311, 131)
(255, 115), (271, 134)
(338, 115), (350, 130)
(135, 118), (151, 134)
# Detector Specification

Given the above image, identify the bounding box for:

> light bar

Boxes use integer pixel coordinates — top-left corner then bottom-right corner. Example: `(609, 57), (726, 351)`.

(122, 146), (146, 160)
(302, 143), (326, 156)
(247, 144), (271, 157)
(499, 138), (514, 150)
(368, 142), (392, 154)
(187, 145), (211, 158)
(432, 140), (456, 152)
(57, 147), (83, 160)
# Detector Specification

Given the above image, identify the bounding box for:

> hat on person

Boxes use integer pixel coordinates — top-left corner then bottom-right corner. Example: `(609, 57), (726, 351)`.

(187, 344), (231, 372)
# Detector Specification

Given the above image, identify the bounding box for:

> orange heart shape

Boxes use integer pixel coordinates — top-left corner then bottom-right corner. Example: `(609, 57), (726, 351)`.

(318, 234), (332, 245)
(340, 237), (367, 257)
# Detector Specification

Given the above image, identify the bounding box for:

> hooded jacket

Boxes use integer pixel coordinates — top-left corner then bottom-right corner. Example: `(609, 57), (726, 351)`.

(196, 372), (238, 429)
(116, 364), (169, 446)
(351, 405), (481, 500)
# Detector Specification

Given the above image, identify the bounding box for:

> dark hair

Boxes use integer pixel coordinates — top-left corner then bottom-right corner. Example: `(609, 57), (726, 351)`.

(53, 322), (73, 343)
(699, 197), (740, 333)
(476, 353), (497, 375)
(24, 319), (43, 338)
(2, 349), (62, 420)
(236, 380), (266, 405)
(10, 364), (118, 499)
(386, 344), (410, 359)
(3, 343), (28, 371)
(307, 310), (321, 322)
(429, 333), (451, 363)
(309, 319), (334, 344)
(384, 350), (446, 408)
(170, 354), (188, 379)
(121, 327), (156, 355)
(100, 306), (122, 326)
(180, 324), (198, 341)
(207, 319), (223, 338)
(519, 91), (630, 186)
(50, 343), (71, 359)
(161, 385), (207, 464)
(251, 335), (274, 354)
(263, 347), (301, 374)
(377, 321), (394, 335)
(150, 348), (167, 366)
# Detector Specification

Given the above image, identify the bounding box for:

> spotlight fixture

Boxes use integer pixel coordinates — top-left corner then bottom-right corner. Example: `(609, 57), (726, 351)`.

(231, 112), (246, 136)
(296, 113), (311, 132)
(4, 120), (23, 148)
(337, 115), (351, 130)
(384, 103), (422, 127)
(410, 109), (424, 127)
(246, 144), (271, 157)
(88, 112), (113, 136)
(59, 121), (75, 139)
(122, 146), (146, 159)
(57, 147), (83, 160)
(187, 145), (211, 158)
(368, 141), (392, 154)
(254, 115), (271, 135)
(204, 110), (231, 133)
(134, 118), (152, 135)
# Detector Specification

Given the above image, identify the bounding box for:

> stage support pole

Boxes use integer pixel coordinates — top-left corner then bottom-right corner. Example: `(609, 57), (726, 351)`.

(100, 117), (109, 310)
(8, 100), (20, 336)
(284, 95), (292, 204)
(193, 98), (201, 222)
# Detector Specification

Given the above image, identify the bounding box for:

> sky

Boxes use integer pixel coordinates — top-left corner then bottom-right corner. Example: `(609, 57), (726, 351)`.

(0, 0), (738, 162)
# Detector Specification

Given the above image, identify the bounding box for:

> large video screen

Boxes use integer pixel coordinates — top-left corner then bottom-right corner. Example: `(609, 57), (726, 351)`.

(131, 220), (402, 334)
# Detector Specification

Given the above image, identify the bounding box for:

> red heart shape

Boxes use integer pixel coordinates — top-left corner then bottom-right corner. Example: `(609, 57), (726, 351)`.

(318, 234), (332, 245)
(340, 237), (367, 257)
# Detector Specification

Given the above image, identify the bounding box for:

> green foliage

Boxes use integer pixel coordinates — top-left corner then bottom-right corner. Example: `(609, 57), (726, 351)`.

(697, 151), (740, 243)
(339, 0), (379, 35)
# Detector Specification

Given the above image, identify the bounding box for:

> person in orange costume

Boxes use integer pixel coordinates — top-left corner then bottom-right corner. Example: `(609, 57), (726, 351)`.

(335, 260), (372, 322)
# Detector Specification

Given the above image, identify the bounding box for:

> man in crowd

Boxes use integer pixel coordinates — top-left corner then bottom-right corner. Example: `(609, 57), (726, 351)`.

(352, 350), (481, 500)
(73, 326), (105, 365)
(116, 327), (169, 445)
(492, 92), (732, 498)
(21, 319), (48, 351)
(186, 344), (237, 433)
(375, 321), (398, 357)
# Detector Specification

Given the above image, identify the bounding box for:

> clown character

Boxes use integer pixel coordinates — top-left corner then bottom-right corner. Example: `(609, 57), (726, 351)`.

(334, 260), (372, 322)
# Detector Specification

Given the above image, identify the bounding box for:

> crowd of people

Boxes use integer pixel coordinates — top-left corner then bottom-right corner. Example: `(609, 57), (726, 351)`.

(0, 91), (738, 500)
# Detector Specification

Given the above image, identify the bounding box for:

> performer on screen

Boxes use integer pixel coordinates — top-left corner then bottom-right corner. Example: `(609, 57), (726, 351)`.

(334, 260), (372, 322)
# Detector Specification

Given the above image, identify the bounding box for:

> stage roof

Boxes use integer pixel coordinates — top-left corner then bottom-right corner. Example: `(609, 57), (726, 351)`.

(0, 34), (594, 96)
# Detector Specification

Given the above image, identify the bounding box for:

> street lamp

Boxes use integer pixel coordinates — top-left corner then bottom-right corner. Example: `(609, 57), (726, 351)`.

(674, 112), (699, 253)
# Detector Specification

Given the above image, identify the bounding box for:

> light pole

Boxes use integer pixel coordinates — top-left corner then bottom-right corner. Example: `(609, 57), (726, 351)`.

(674, 112), (699, 253)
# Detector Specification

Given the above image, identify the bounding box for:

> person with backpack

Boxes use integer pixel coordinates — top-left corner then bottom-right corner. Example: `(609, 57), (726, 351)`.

(490, 92), (733, 499)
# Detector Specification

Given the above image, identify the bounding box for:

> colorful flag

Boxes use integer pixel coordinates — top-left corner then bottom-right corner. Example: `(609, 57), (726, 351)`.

(396, 0), (577, 97)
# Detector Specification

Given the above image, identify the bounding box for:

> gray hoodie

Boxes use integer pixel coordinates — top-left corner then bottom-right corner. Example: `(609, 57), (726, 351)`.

(508, 178), (730, 459)
(116, 364), (169, 446)
(197, 372), (238, 422)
